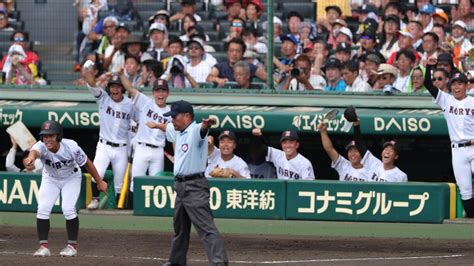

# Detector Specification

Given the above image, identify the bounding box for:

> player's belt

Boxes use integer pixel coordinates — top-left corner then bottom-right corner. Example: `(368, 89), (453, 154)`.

(138, 142), (159, 148)
(99, 138), (127, 147)
(175, 172), (205, 182)
(451, 141), (473, 148)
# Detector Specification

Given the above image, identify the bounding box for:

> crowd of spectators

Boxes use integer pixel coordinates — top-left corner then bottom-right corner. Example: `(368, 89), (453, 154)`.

(68, 0), (474, 93)
(0, 0), (47, 85)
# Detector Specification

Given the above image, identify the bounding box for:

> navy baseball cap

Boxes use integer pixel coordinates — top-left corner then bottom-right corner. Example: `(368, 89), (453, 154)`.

(345, 140), (357, 151)
(218, 130), (237, 141)
(152, 79), (169, 91)
(164, 100), (194, 117)
(280, 130), (298, 142)
(450, 73), (468, 84)
(322, 58), (343, 73)
(383, 140), (399, 154)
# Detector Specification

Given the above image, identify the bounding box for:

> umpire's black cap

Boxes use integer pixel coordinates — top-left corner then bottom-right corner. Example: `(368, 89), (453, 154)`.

(164, 100), (194, 117)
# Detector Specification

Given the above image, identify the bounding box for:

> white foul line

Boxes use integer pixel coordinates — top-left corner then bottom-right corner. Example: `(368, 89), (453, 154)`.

(0, 252), (465, 263)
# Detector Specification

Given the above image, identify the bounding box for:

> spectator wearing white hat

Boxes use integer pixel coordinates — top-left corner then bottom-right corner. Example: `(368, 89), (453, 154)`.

(262, 16), (283, 43)
(335, 27), (353, 47)
(387, 29), (421, 65)
(141, 23), (168, 62)
(184, 36), (215, 88)
(373, 63), (399, 93)
(449, 20), (472, 68)
(451, 0), (474, 34)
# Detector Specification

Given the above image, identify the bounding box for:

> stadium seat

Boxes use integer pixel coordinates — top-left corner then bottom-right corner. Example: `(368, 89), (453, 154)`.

(171, 2), (204, 14)
(210, 52), (227, 62)
(282, 3), (315, 20)
(9, 20), (24, 30)
(0, 31), (12, 42)
(207, 41), (224, 52)
(198, 82), (215, 88)
(198, 21), (215, 32)
(206, 31), (219, 42)
(134, 2), (166, 12)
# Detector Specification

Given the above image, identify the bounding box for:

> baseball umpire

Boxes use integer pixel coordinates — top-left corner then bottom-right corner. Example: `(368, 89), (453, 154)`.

(425, 58), (474, 218)
(163, 100), (228, 265)
(23, 120), (107, 257)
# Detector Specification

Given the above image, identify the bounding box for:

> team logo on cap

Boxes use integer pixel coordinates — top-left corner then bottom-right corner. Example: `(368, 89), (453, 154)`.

(44, 123), (50, 129)
(283, 131), (291, 137)
(223, 130), (230, 135)
(181, 144), (189, 152)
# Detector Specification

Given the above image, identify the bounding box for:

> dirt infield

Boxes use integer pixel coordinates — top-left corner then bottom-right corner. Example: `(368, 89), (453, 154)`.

(1, 226), (473, 265)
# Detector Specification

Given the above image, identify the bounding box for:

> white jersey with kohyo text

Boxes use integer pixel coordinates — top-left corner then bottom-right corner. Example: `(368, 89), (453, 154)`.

(205, 148), (251, 178)
(266, 147), (315, 180)
(131, 91), (171, 147)
(331, 154), (370, 182)
(31, 139), (87, 179)
(361, 151), (407, 182)
(88, 85), (137, 144)
(434, 91), (474, 143)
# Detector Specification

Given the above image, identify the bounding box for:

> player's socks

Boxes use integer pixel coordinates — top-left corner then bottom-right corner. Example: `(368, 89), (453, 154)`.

(91, 183), (100, 198)
(462, 198), (474, 218)
(66, 217), (79, 241)
(68, 241), (78, 250)
(37, 218), (50, 242)
(39, 240), (48, 248)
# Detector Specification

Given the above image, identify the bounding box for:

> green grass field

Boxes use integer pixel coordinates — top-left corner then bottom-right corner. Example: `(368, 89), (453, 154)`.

(1, 211), (473, 240)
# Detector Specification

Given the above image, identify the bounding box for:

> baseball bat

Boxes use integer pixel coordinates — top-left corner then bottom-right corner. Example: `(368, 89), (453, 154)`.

(117, 161), (131, 209)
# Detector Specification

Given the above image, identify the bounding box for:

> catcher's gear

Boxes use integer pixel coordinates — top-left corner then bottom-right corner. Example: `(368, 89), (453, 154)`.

(209, 167), (233, 178)
(39, 120), (63, 141)
(344, 105), (358, 122)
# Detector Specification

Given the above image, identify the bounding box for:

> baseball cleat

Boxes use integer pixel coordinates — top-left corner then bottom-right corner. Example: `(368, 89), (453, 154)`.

(87, 198), (99, 210)
(59, 244), (77, 257)
(33, 246), (51, 257)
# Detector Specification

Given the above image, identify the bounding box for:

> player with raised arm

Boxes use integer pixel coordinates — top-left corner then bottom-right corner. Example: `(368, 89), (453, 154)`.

(118, 68), (171, 205)
(23, 120), (107, 257)
(82, 66), (137, 209)
(206, 131), (251, 178)
(251, 128), (315, 180)
(318, 121), (370, 182)
(424, 57), (474, 217)
(344, 106), (408, 182)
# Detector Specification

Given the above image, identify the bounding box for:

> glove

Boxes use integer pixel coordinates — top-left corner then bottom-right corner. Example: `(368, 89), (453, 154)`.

(344, 105), (358, 122)
(209, 167), (233, 178)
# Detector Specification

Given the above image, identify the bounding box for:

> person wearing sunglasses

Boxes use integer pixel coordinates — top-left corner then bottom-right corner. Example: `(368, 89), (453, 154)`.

(183, 36), (215, 88)
(432, 68), (450, 93)
(373, 63), (398, 93)
(356, 27), (379, 60)
(222, 17), (245, 42)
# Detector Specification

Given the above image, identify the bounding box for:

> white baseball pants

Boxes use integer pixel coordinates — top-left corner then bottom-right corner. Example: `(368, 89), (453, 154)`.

(37, 175), (82, 220)
(130, 145), (164, 192)
(93, 142), (128, 194)
(451, 146), (474, 200)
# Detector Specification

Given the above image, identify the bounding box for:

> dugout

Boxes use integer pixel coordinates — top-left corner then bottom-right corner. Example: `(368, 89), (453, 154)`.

(0, 86), (456, 183)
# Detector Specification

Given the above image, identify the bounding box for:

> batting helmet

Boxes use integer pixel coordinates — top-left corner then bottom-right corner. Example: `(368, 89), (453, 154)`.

(105, 73), (125, 94)
(39, 120), (63, 142)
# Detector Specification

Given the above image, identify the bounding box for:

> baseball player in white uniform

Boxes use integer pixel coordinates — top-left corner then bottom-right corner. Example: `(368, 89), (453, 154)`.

(318, 122), (370, 182)
(118, 70), (171, 197)
(6, 136), (43, 173)
(23, 120), (107, 257)
(251, 128), (315, 180)
(425, 58), (474, 217)
(82, 69), (137, 209)
(206, 130), (251, 178)
(344, 107), (408, 182)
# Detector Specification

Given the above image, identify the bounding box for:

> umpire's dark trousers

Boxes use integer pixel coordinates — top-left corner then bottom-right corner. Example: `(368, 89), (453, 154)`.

(168, 177), (228, 265)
